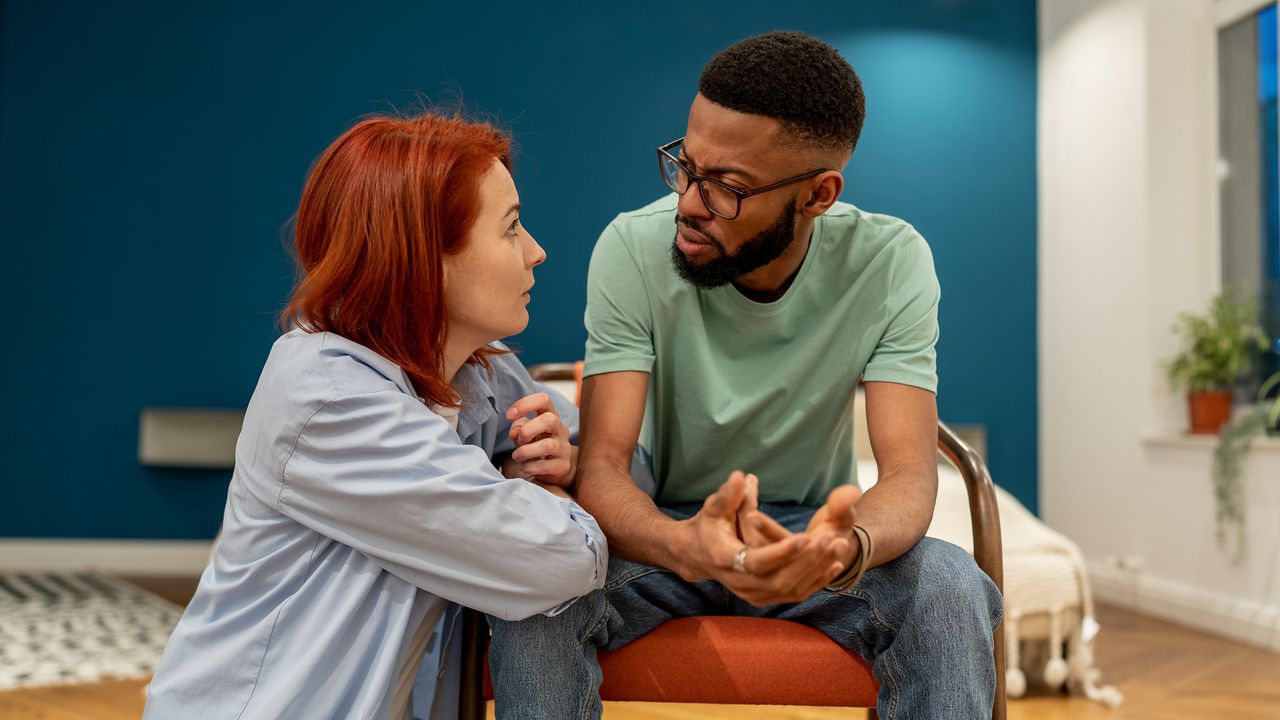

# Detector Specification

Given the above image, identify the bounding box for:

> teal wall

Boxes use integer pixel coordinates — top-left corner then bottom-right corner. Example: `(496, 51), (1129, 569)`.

(0, 0), (1037, 539)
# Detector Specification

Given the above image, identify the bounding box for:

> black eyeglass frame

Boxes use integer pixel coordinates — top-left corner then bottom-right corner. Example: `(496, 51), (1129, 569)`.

(657, 137), (829, 220)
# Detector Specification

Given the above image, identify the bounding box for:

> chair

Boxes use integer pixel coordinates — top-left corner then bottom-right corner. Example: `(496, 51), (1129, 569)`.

(460, 363), (1006, 719)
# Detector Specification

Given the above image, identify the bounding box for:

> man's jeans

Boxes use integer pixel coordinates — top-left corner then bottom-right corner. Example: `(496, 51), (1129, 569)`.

(488, 502), (1003, 720)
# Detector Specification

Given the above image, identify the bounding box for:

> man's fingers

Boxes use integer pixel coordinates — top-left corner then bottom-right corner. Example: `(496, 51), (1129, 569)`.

(724, 550), (838, 607)
(736, 534), (812, 576)
(738, 520), (770, 548)
(741, 474), (759, 513)
(747, 512), (792, 543)
(737, 474), (770, 546)
(506, 392), (555, 421)
(734, 543), (851, 605)
(823, 484), (861, 530)
(703, 471), (747, 518)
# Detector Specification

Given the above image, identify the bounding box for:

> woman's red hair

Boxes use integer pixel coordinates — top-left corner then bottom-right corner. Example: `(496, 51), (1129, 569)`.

(283, 111), (511, 408)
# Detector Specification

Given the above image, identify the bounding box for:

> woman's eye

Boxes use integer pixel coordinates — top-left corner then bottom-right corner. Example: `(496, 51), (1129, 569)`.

(507, 218), (521, 236)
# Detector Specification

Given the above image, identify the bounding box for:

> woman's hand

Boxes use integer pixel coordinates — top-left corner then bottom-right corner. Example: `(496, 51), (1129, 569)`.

(505, 392), (577, 488)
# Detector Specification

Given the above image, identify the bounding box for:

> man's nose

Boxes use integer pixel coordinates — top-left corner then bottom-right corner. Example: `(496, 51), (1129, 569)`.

(677, 181), (714, 221)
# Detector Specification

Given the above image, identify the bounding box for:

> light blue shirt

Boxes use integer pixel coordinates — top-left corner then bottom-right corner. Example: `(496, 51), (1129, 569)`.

(144, 330), (607, 719)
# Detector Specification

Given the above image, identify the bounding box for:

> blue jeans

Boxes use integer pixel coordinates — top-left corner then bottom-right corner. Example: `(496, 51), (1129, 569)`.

(488, 502), (1003, 719)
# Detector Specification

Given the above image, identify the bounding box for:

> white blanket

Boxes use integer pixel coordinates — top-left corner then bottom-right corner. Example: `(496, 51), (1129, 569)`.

(858, 461), (1122, 707)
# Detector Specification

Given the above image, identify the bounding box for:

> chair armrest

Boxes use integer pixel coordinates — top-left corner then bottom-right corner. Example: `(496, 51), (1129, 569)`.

(528, 363), (577, 383)
(938, 420), (1006, 720)
(937, 421), (1004, 592)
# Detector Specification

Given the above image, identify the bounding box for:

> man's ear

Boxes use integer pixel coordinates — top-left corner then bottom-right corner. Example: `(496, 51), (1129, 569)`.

(800, 170), (844, 218)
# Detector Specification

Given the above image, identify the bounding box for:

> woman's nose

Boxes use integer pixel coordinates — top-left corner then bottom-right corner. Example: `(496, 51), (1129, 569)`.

(526, 233), (546, 268)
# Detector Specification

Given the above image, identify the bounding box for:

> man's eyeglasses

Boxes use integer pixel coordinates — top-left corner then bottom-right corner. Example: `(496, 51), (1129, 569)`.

(657, 138), (827, 220)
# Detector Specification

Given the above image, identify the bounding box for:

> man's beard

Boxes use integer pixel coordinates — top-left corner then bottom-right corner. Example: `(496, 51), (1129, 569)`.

(670, 200), (798, 289)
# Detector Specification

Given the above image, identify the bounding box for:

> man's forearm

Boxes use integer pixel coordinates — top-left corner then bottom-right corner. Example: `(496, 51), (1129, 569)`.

(573, 455), (691, 573)
(853, 465), (938, 567)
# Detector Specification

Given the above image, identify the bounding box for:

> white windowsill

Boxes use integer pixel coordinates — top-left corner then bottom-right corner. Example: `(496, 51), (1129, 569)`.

(1141, 432), (1280, 451)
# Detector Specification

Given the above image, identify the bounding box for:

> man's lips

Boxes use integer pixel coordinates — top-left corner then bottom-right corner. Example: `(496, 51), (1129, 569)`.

(676, 225), (716, 256)
(677, 223), (711, 245)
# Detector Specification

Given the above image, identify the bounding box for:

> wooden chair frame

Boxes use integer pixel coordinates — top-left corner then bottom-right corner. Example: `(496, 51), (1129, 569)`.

(460, 364), (1006, 720)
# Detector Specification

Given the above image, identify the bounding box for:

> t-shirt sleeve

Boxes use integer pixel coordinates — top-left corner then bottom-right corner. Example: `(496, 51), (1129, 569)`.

(583, 220), (655, 377)
(862, 232), (941, 393)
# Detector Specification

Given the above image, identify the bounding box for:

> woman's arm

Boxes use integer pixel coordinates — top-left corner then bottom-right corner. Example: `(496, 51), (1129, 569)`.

(246, 388), (606, 622)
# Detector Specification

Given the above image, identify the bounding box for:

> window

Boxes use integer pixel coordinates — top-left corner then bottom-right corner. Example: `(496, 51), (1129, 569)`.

(1219, 2), (1280, 388)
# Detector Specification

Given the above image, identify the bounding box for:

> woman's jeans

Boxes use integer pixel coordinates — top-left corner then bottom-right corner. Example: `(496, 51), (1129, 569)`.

(488, 502), (1003, 720)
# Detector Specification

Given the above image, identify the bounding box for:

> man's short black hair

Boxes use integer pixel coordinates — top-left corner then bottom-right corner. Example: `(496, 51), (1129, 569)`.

(698, 31), (864, 155)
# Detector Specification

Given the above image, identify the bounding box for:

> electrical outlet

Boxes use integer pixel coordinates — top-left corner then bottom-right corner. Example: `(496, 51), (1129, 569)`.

(1104, 555), (1144, 573)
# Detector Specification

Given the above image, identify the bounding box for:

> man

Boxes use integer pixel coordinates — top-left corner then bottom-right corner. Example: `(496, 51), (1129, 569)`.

(489, 31), (1002, 719)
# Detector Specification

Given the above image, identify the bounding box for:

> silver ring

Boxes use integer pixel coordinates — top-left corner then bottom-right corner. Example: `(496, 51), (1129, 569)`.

(733, 546), (751, 575)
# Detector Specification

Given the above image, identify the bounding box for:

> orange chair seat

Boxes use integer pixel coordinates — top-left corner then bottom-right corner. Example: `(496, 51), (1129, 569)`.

(483, 616), (879, 706)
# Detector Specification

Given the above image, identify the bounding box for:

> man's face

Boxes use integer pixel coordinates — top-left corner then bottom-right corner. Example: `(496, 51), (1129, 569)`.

(671, 201), (797, 288)
(670, 94), (812, 288)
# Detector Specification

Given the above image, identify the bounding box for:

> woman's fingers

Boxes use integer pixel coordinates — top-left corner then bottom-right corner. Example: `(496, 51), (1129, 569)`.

(506, 392), (556, 421)
(510, 436), (563, 462)
(507, 417), (529, 442)
(518, 457), (570, 480)
(505, 403), (572, 485)
(512, 411), (566, 445)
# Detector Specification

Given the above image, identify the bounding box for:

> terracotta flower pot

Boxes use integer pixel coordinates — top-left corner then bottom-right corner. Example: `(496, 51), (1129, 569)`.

(1187, 391), (1233, 434)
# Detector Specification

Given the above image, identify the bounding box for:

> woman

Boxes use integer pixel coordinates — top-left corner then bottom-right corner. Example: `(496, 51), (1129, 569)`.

(143, 112), (605, 719)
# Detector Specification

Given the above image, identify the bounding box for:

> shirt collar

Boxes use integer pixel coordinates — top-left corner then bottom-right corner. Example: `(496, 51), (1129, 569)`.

(451, 362), (498, 438)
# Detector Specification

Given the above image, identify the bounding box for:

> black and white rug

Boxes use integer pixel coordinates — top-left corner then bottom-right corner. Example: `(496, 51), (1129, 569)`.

(0, 572), (184, 690)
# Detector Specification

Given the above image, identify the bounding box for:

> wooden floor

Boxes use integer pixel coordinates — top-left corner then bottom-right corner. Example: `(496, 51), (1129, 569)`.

(1, 591), (1277, 720)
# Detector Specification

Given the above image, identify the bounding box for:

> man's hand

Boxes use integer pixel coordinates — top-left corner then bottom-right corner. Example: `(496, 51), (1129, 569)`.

(740, 484), (863, 600)
(677, 472), (855, 607)
(803, 484), (861, 554)
(736, 473), (773, 547)
(506, 392), (577, 488)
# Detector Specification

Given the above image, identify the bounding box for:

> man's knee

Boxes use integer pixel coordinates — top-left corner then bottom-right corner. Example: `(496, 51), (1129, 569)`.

(489, 588), (612, 648)
(902, 538), (1003, 627)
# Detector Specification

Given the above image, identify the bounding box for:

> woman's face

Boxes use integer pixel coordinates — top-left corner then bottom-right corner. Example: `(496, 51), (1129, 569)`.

(443, 158), (546, 350)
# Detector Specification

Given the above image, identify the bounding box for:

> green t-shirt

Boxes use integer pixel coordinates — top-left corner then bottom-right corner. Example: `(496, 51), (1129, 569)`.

(584, 194), (940, 507)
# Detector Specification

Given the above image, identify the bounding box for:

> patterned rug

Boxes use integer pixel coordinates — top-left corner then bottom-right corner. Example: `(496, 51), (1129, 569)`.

(0, 572), (184, 690)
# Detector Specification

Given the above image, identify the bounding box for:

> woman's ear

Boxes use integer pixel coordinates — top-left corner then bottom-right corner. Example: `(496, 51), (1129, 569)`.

(800, 171), (844, 218)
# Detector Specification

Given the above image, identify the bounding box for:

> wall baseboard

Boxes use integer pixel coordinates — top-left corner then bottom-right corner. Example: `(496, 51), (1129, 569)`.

(1087, 559), (1280, 653)
(0, 539), (213, 576)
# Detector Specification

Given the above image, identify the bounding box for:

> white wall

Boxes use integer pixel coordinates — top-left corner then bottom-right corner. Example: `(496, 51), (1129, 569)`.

(1040, 0), (1280, 651)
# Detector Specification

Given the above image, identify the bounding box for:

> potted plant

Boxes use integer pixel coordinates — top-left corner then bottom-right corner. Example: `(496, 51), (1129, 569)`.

(1211, 365), (1280, 562)
(1164, 288), (1269, 434)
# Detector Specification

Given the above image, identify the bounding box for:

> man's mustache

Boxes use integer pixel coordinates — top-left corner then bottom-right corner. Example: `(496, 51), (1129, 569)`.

(674, 215), (725, 252)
